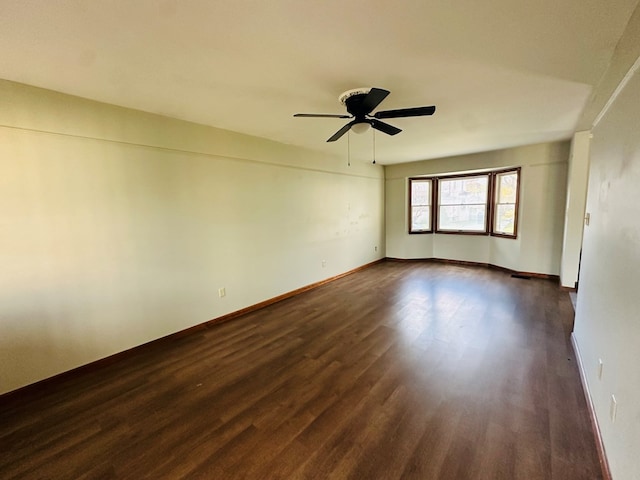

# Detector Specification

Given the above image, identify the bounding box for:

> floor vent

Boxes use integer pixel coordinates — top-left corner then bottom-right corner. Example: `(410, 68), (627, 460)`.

(511, 273), (531, 280)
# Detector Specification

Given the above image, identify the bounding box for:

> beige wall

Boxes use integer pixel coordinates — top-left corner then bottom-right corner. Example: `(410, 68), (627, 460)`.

(384, 142), (570, 275)
(573, 59), (640, 480)
(0, 80), (385, 394)
(572, 4), (640, 478)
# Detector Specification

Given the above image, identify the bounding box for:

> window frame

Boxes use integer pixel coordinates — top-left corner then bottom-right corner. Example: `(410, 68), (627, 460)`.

(408, 177), (434, 234)
(405, 168), (522, 239)
(435, 172), (491, 235)
(490, 167), (521, 239)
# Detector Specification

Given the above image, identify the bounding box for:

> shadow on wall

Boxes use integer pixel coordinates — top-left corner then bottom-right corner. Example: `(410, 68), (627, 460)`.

(0, 338), (89, 395)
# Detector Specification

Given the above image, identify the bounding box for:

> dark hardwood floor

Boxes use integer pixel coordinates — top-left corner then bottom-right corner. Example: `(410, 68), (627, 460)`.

(0, 261), (602, 479)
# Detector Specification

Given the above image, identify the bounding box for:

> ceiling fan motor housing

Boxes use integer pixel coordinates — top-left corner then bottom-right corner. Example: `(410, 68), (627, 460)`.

(339, 88), (372, 118)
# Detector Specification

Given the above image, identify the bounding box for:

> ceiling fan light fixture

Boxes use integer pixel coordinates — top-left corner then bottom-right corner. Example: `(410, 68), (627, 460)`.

(351, 122), (371, 134)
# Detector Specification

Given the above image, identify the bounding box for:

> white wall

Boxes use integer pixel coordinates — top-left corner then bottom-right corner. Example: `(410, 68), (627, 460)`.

(560, 131), (590, 288)
(0, 80), (385, 395)
(573, 60), (640, 480)
(384, 142), (569, 275)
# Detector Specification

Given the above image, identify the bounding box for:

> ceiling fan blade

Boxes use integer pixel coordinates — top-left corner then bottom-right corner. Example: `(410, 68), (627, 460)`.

(294, 113), (352, 118)
(370, 119), (402, 136)
(374, 105), (436, 119)
(327, 121), (356, 142)
(360, 88), (390, 115)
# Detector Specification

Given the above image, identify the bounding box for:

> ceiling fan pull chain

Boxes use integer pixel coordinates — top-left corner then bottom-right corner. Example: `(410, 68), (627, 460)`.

(347, 129), (351, 167)
(372, 128), (376, 165)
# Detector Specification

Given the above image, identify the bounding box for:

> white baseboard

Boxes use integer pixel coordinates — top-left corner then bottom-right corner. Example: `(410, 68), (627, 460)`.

(571, 332), (612, 480)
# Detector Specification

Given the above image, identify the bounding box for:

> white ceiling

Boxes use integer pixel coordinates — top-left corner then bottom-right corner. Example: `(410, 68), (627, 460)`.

(1, 0), (638, 164)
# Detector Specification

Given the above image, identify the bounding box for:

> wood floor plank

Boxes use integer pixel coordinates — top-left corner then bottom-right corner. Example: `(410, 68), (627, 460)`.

(0, 261), (604, 479)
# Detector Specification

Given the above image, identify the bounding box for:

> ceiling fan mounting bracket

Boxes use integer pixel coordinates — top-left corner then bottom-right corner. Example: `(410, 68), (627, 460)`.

(338, 87), (372, 106)
(339, 88), (375, 117)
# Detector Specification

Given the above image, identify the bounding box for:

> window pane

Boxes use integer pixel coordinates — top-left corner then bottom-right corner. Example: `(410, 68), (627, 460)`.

(497, 173), (517, 203)
(439, 176), (489, 205)
(411, 180), (430, 206)
(495, 204), (515, 235)
(411, 206), (431, 231)
(492, 170), (519, 237)
(410, 179), (432, 233)
(437, 175), (489, 232)
(439, 205), (487, 231)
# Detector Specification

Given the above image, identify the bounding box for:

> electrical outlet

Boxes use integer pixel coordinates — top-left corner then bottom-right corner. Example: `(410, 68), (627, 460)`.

(322, 260), (326, 268)
(218, 287), (226, 298)
(610, 395), (617, 423)
(374, 246), (378, 252)
(598, 358), (604, 380)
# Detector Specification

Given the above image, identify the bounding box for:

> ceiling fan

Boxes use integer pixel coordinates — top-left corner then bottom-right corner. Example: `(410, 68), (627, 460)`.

(294, 87), (436, 142)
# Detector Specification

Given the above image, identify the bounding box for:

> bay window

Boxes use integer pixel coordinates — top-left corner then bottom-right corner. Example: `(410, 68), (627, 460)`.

(408, 168), (521, 238)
